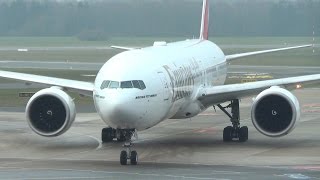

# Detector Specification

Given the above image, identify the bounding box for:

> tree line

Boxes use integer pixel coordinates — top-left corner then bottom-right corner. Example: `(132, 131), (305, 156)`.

(0, 0), (319, 39)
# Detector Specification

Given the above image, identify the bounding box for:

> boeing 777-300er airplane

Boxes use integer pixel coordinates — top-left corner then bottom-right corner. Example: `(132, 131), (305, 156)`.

(0, 0), (318, 165)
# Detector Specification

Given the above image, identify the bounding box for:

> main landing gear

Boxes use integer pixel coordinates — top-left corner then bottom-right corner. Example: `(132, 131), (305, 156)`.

(217, 99), (248, 142)
(101, 127), (126, 143)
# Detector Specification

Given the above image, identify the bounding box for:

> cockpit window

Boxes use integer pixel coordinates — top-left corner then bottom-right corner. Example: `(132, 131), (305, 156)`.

(101, 80), (145, 90)
(109, 81), (120, 89)
(100, 80), (110, 90)
(138, 80), (146, 90)
(132, 80), (140, 89)
(121, 81), (133, 88)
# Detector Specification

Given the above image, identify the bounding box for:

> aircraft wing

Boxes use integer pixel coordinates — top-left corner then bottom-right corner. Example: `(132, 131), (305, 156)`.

(111, 46), (137, 51)
(0, 70), (94, 96)
(226, 44), (312, 61)
(197, 74), (320, 107)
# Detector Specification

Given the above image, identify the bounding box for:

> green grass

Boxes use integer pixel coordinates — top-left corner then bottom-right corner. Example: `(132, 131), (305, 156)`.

(0, 36), (317, 47)
(0, 49), (119, 62)
(0, 37), (106, 47)
(0, 36), (183, 47)
(213, 36), (317, 46)
(0, 36), (318, 64)
(2, 46), (317, 64)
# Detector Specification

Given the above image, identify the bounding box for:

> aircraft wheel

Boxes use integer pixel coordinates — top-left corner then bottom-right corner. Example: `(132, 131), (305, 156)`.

(223, 126), (233, 142)
(102, 127), (114, 143)
(130, 151), (138, 165)
(239, 126), (248, 142)
(120, 150), (128, 165)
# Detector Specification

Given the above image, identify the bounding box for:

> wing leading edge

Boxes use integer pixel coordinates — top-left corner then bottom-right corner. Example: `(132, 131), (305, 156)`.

(0, 70), (94, 96)
(198, 74), (320, 107)
(226, 44), (312, 61)
(111, 46), (137, 51)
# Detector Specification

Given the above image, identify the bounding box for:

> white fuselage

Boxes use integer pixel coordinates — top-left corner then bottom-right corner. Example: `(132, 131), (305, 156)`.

(93, 39), (227, 130)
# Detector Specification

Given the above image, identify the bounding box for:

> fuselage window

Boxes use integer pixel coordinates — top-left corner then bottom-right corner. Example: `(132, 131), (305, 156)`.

(109, 81), (120, 89)
(121, 81), (133, 88)
(100, 80), (110, 90)
(138, 80), (146, 90)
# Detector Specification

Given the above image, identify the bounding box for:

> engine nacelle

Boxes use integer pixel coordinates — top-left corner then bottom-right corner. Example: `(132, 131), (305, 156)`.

(251, 86), (300, 137)
(26, 87), (76, 137)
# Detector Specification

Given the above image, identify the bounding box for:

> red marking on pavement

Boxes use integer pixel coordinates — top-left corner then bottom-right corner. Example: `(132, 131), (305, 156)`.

(194, 127), (217, 134)
(303, 110), (320, 113)
(302, 103), (320, 113)
(303, 103), (320, 108)
(293, 166), (320, 171)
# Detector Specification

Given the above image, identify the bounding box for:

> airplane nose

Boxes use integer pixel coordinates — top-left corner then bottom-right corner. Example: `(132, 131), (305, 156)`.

(96, 91), (143, 129)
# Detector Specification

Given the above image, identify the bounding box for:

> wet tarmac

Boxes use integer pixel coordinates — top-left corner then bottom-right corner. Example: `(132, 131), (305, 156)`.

(0, 88), (319, 179)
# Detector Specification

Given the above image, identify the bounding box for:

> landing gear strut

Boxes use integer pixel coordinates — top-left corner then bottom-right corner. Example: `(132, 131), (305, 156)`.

(119, 129), (138, 165)
(101, 127), (126, 143)
(217, 99), (248, 142)
(102, 128), (138, 165)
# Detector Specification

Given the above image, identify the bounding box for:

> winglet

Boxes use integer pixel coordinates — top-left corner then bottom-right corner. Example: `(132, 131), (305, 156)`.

(199, 0), (209, 40)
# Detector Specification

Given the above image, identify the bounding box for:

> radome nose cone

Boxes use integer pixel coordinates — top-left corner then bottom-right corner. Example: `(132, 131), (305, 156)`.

(98, 91), (140, 129)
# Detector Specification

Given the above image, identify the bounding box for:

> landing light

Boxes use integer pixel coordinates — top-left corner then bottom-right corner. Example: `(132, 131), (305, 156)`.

(296, 84), (302, 89)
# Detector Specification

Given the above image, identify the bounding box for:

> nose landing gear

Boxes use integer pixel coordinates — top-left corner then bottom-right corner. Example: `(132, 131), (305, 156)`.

(120, 141), (138, 165)
(102, 128), (138, 165)
(119, 129), (138, 165)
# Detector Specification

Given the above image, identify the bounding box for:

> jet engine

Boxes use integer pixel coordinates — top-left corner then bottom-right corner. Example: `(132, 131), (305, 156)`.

(26, 87), (76, 137)
(251, 86), (300, 137)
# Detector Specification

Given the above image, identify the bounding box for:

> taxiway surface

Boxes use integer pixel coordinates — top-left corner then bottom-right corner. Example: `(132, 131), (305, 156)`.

(0, 88), (320, 179)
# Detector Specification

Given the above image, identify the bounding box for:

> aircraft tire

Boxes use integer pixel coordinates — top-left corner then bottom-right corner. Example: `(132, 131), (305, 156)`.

(120, 150), (128, 165)
(130, 151), (138, 165)
(102, 127), (114, 143)
(239, 126), (248, 142)
(223, 126), (233, 142)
